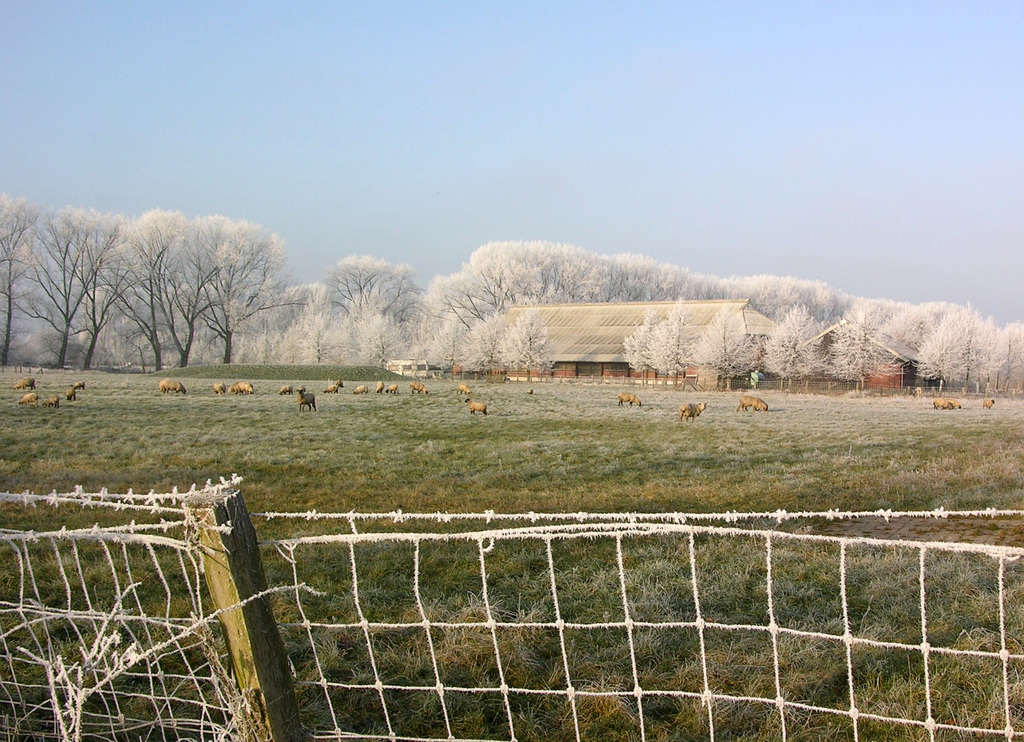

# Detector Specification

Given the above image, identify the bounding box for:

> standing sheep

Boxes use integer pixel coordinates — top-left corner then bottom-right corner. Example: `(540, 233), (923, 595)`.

(679, 402), (707, 422)
(410, 381), (428, 394)
(72, 381), (86, 391)
(384, 384), (399, 394)
(617, 392), (641, 407)
(279, 385), (294, 395)
(983, 398), (996, 409)
(465, 398), (487, 415)
(457, 383), (472, 395)
(229, 381), (254, 395)
(376, 380), (386, 393)
(158, 378), (186, 394)
(213, 382), (227, 395)
(17, 393), (38, 406)
(737, 395), (768, 412)
(323, 383), (341, 394)
(65, 387), (77, 402)
(13, 377), (35, 390)
(353, 385), (369, 395)
(297, 390), (317, 411)
(42, 395), (59, 408)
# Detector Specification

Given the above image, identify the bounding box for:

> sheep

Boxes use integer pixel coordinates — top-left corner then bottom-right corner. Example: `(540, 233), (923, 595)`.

(376, 380), (386, 393)
(983, 398), (996, 409)
(526, 389), (534, 395)
(42, 395), (59, 408)
(617, 392), (641, 407)
(457, 383), (472, 395)
(297, 390), (317, 411)
(353, 385), (369, 395)
(213, 382), (227, 395)
(65, 387), (77, 402)
(737, 395), (768, 412)
(323, 383), (341, 394)
(384, 383), (399, 394)
(465, 398), (487, 415)
(279, 385), (294, 395)
(158, 378), (186, 394)
(72, 381), (86, 391)
(933, 398), (954, 410)
(946, 398), (962, 409)
(13, 377), (35, 390)
(679, 402), (707, 422)
(229, 381), (254, 395)
(409, 381), (428, 394)
(17, 393), (38, 406)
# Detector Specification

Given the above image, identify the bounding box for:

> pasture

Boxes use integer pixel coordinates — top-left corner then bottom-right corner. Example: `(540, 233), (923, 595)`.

(2, 367), (1022, 519)
(4, 368), (1024, 740)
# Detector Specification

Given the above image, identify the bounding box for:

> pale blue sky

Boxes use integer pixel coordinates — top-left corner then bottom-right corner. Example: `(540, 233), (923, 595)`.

(3, 2), (1022, 322)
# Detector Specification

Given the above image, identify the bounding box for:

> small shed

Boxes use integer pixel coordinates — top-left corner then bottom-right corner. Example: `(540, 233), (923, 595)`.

(809, 320), (921, 389)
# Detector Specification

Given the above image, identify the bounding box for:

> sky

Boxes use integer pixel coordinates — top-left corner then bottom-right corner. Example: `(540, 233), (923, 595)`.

(3, 2), (1023, 324)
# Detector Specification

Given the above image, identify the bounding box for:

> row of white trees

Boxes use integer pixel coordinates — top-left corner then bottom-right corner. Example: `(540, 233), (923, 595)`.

(3, 194), (1022, 389)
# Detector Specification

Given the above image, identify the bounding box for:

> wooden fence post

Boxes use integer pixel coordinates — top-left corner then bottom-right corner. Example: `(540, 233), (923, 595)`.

(186, 488), (306, 742)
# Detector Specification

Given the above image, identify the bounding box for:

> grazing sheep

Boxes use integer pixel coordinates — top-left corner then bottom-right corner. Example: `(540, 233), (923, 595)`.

(229, 381), (254, 395)
(384, 383), (399, 394)
(679, 402), (707, 422)
(376, 380), (385, 393)
(457, 383), (472, 395)
(72, 381), (86, 391)
(410, 381), (428, 394)
(297, 390), (317, 411)
(737, 395), (768, 412)
(158, 378), (186, 394)
(213, 382), (227, 395)
(933, 398), (947, 409)
(42, 395), (59, 408)
(946, 398), (962, 409)
(465, 398), (487, 415)
(353, 385), (369, 395)
(279, 385), (294, 395)
(18, 393), (38, 406)
(527, 389), (534, 395)
(323, 383), (341, 394)
(617, 392), (641, 407)
(983, 398), (996, 409)
(13, 377), (35, 390)
(65, 387), (77, 402)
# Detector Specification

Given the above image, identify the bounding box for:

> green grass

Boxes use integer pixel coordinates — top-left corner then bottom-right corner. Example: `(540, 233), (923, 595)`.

(156, 363), (405, 381)
(3, 369), (1024, 740)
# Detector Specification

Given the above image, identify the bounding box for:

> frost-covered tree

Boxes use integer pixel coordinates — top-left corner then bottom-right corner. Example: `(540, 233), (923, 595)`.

(345, 298), (406, 367)
(762, 305), (821, 383)
(464, 314), (507, 372)
(692, 309), (756, 385)
(290, 283), (341, 364)
(425, 316), (468, 373)
(648, 303), (694, 379)
(200, 216), (289, 364)
(325, 255), (421, 325)
(600, 253), (691, 302)
(918, 305), (998, 392)
(77, 214), (128, 369)
(993, 323), (1024, 391)
(500, 308), (552, 379)
(623, 310), (662, 379)
(0, 194), (38, 366)
(825, 311), (891, 387)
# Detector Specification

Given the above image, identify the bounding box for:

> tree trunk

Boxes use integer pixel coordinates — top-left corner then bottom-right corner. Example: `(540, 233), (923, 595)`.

(222, 330), (233, 364)
(1, 292), (12, 367)
(56, 327), (70, 368)
(82, 331), (99, 370)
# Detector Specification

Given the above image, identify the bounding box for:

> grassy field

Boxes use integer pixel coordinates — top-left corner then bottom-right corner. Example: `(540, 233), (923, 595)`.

(2, 368), (1022, 517)
(3, 369), (1024, 740)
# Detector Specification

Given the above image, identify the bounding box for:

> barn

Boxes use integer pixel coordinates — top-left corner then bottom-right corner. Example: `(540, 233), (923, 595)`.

(809, 320), (921, 389)
(501, 299), (775, 384)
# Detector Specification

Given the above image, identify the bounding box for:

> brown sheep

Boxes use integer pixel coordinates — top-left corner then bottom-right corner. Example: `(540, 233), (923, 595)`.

(737, 395), (768, 412)
(279, 385), (294, 395)
(297, 390), (317, 411)
(72, 381), (86, 391)
(17, 393), (38, 406)
(229, 381), (254, 395)
(983, 398), (996, 409)
(384, 383), (399, 394)
(13, 377), (35, 390)
(410, 381), (428, 394)
(42, 395), (59, 408)
(158, 378), (186, 394)
(946, 398), (962, 409)
(65, 387), (77, 402)
(465, 398), (487, 415)
(376, 380), (386, 393)
(457, 383), (472, 395)
(213, 382), (227, 395)
(617, 392), (641, 407)
(323, 383), (341, 394)
(353, 385), (369, 395)
(933, 397), (948, 409)
(680, 402), (707, 422)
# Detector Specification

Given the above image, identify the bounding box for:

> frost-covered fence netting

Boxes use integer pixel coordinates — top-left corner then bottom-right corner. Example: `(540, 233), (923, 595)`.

(0, 478), (246, 742)
(257, 507), (1024, 742)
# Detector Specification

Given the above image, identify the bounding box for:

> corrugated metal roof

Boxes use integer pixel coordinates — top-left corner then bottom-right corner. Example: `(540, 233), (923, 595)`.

(503, 300), (776, 363)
